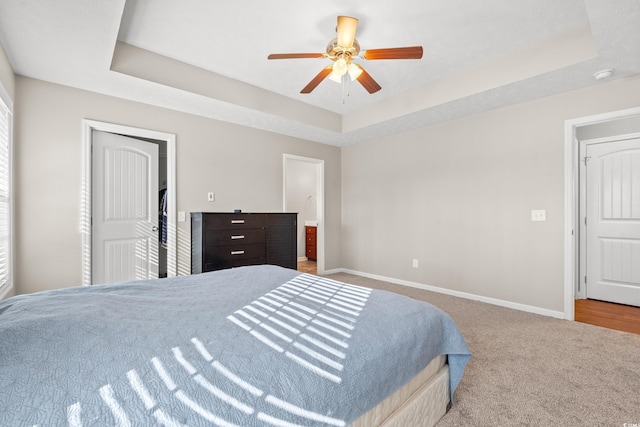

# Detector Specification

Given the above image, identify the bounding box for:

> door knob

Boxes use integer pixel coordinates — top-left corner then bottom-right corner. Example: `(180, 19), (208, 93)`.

(152, 226), (159, 232)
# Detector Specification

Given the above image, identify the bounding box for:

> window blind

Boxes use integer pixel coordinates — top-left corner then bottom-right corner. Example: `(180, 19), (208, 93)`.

(0, 95), (11, 295)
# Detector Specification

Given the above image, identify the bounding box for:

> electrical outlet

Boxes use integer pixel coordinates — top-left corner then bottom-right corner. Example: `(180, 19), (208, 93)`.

(531, 209), (546, 221)
(178, 211), (186, 222)
(207, 192), (215, 202)
(412, 259), (419, 268)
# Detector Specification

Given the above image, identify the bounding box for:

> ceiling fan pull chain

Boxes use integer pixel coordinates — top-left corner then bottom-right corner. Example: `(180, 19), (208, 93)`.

(346, 74), (351, 99)
(341, 74), (346, 104)
(341, 74), (351, 104)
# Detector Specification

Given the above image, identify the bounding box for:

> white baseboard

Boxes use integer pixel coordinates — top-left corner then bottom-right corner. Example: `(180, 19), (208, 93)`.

(297, 257), (308, 262)
(328, 268), (566, 320)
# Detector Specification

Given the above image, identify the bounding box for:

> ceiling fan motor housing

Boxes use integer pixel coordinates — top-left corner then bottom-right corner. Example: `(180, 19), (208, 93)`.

(326, 38), (360, 62)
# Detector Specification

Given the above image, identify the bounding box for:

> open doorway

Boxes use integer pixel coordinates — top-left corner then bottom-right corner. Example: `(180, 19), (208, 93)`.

(578, 134), (640, 306)
(283, 154), (325, 275)
(82, 120), (176, 285)
(564, 106), (640, 324)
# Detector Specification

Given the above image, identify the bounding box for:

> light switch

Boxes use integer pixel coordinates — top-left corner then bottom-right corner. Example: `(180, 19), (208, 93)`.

(207, 192), (215, 202)
(531, 209), (546, 221)
(178, 211), (186, 222)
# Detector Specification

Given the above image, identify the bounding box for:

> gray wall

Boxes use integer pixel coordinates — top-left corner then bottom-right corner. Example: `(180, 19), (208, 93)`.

(341, 74), (640, 313)
(14, 76), (341, 295)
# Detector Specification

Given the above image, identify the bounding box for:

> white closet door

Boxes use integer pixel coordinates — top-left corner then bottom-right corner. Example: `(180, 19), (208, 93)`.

(92, 130), (159, 285)
(585, 137), (640, 306)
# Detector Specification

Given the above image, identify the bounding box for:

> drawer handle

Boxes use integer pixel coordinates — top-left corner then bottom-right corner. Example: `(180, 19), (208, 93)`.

(231, 235), (245, 240)
(231, 220), (245, 224)
(231, 250), (245, 255)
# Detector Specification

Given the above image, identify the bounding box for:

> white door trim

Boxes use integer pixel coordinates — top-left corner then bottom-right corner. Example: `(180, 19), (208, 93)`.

(283, 154), (325, 274)
(82, 119), (177, 285)
(564, 106), (640, 319)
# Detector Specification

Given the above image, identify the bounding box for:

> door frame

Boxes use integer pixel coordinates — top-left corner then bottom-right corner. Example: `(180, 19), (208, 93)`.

(283, 154), (325, 274)
(82, 119), (177, 285)
(564, 106), (640, 319)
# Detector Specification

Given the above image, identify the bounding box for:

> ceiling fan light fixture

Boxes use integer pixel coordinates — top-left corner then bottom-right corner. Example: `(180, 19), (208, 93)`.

(328, 71), (343, 83)
(347, 63), (363, 81)
(268, 15), (423, 95)
(332, 57), (348, 76)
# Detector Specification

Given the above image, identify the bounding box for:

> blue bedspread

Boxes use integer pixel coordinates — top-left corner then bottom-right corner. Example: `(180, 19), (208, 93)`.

(0, 265), (470, 426)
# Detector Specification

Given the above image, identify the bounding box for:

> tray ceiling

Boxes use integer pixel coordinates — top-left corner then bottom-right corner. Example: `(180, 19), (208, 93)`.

(0, 0), (639, 146)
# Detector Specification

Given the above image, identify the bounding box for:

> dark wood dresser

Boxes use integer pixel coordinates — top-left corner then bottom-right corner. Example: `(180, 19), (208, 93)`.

(305, 226), (317, 261)
(191, 212), (297, 273)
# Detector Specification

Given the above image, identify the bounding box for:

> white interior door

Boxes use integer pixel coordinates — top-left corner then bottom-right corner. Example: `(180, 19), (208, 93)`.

(585, 137), (640, 306)
(92, 130), (159, 285)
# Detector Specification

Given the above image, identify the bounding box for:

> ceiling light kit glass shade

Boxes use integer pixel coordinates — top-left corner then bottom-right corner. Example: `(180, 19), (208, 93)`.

(329, 57), (348, 81)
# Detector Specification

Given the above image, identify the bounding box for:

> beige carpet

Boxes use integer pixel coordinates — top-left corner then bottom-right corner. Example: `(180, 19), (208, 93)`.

(327, 272), (640, 426)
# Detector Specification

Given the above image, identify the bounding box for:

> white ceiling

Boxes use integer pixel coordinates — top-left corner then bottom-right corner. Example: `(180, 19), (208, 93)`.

(0, 0), (639, 146)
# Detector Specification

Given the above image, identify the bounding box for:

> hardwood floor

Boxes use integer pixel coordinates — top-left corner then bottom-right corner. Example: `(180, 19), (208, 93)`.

(297, 259), (317, 275)
(575, 299), (640, 335)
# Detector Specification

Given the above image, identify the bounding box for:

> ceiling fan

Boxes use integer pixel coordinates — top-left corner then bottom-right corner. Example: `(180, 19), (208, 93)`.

(267, 16), (423, 94)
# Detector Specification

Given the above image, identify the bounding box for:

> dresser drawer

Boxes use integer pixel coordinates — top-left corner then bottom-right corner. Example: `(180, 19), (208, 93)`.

(204, 257), (266, 272)
(203, 242), (265, 263)
(203, 213), (266, 230)
(306, 246), (316, 260)
(205, 228), (265, 246)
(305, 226), (317, 261)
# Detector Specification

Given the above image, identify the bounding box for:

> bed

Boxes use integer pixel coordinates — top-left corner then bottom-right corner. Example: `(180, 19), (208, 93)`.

(0, 265), (470, 426)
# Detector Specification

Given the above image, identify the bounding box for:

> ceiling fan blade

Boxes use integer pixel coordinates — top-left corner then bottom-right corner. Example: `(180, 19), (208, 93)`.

(337, 16), (358, 48)
(354, 65), (382, 94)
(268, 53), (325, 60)
(301, 66), (333, 94)
(363, 46), (423, 60)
